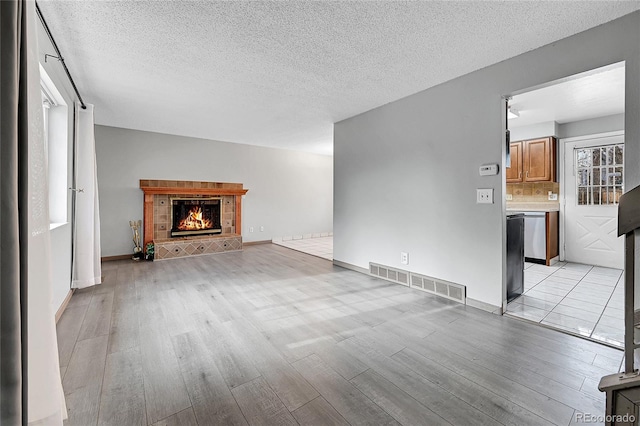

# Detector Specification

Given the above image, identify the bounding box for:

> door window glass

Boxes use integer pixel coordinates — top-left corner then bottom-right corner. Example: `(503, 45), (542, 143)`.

(575, 144), (624, 205)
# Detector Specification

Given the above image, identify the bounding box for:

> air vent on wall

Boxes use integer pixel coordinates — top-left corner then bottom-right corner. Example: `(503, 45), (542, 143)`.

(410, 271), (466, 303)
(368, 262), (465, 304)
(369, 262), (409, 287)
(411, 274), (436, 293)
(410, 274), (423, 289)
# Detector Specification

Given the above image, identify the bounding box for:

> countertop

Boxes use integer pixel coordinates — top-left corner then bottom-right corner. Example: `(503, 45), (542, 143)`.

(506, 202), (560, 212)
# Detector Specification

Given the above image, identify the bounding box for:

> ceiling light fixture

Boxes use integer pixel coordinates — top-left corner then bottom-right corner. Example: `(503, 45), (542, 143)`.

(507, 107), (519, 119)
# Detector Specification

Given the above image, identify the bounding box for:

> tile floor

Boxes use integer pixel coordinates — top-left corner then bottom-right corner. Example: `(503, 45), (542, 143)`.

(272, 235), (333, 260)
(506, 261), (624, 347)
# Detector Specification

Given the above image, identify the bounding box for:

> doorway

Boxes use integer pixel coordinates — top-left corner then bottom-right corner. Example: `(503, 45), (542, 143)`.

(504, 62), (625, 347)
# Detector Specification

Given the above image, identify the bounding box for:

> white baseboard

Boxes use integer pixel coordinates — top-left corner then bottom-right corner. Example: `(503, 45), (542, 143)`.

(331, 259), (369, 274)
(466, 297), (503, 315)
(55, 289), (74, 323)
(273, 232), (333, 243)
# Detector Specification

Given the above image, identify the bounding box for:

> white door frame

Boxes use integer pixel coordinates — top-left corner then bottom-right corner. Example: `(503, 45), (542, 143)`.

(559, 130), (625, 262)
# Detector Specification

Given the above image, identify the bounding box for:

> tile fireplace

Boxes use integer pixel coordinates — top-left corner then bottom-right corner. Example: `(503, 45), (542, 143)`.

(140, 180), (248, 260)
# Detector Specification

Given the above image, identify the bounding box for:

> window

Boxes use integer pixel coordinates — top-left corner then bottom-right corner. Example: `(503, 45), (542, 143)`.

(575, 143), (624, 205)
(40, 65), (68, 226)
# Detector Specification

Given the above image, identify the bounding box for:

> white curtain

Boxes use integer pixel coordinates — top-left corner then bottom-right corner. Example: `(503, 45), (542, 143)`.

(25, 0), (67, 423)
(72, 104), (102, 288)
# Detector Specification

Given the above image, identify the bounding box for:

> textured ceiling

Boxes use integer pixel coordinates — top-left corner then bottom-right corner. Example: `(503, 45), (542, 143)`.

(510, 63), (626, 128)
(38, 1), (640, 155)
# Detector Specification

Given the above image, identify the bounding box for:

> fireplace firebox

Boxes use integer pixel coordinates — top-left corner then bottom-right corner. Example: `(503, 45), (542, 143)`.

(171, 197), (222, 237)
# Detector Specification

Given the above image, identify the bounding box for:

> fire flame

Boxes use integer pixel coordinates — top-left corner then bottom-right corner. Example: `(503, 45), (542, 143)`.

(177, 206), (213, 231)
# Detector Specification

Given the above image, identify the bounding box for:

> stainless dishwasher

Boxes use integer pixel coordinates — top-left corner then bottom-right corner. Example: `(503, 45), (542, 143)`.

(523, 212), (546, 261)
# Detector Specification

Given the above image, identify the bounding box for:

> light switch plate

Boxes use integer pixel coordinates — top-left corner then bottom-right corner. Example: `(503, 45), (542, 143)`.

(477, 188), (494, 204)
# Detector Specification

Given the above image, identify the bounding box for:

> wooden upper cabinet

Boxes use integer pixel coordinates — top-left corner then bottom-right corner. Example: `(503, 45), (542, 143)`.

(507, 137), (557, 183)
(506, 141), (523, 183)
(523, 137), (556, 182)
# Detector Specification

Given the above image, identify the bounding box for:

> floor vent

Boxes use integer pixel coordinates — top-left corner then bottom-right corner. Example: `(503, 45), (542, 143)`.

(410, 272), (466, 303)
(369, 262), (409, 287)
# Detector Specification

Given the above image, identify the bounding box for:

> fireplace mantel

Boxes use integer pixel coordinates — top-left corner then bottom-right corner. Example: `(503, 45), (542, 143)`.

(139, 186), (248, 197)
(140, 180), (248, 248)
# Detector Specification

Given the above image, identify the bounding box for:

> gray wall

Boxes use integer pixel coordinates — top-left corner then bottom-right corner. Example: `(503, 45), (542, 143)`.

(510, 121), (558, 142)
(334, 12), (640, 309)
(95, 126), (333, 256)
(558, 113), (625, 139)
(511, 114), (625, 141)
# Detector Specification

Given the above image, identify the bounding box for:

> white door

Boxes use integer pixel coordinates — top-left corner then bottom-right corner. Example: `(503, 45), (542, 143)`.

(564, 134), (624, 269)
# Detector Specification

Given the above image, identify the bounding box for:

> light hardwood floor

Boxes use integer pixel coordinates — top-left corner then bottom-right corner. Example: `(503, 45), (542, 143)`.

(57, 244), (623, 425)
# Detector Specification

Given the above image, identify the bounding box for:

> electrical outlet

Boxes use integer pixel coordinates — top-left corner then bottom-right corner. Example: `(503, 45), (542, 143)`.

(505, 194), (513, 201)
(249, 227), (254, 232)
(548, 191), (558, 201)
(260, 226), (264, 232)
(400, 252), (409, 265)
(476, 188), (494, 204)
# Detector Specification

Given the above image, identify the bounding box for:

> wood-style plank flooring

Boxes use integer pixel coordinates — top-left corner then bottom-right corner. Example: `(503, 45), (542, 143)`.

(57, 244), (623, 425)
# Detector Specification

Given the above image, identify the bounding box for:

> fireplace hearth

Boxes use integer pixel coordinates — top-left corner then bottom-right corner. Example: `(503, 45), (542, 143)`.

(171, 198), (221, 237)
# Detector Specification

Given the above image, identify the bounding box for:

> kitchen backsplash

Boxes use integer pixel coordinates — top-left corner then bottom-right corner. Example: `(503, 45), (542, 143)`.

(506, 182), (559, 202)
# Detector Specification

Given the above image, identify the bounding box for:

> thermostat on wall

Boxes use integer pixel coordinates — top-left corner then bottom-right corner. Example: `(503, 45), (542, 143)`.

(479, 164), (499, 176)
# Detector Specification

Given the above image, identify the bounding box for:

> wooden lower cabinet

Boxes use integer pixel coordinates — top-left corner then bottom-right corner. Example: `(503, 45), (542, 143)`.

(545, 211), (559, 266)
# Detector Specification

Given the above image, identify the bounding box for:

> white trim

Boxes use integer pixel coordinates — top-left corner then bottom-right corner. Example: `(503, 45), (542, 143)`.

(55, 289), (74, 324)
(501, 97), (508, 315)
(332, 259), (369, 274)
(559, 138), (566, 261)
(273, 232), (332, 243)
(466, 297), (503, 315)
(49, 222), (67, 231)
(39, 64), (67, 107)
(559, 131), (625, 263)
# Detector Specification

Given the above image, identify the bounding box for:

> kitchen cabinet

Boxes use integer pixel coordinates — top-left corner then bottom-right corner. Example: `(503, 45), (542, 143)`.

(505, 141), (522, 182)
(545, 211), (559, 265)
(507, 137), (557, 183)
